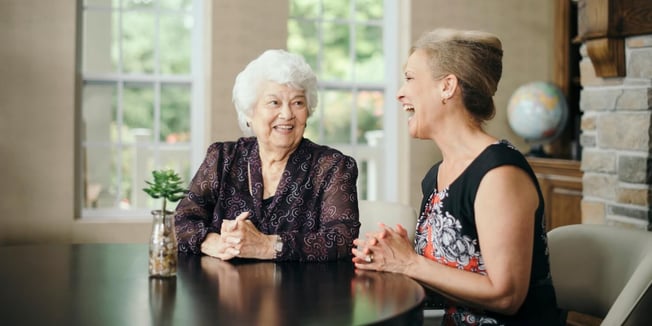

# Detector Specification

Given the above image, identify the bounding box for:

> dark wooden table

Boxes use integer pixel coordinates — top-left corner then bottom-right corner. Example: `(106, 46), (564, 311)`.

(0, 244), (425, 325)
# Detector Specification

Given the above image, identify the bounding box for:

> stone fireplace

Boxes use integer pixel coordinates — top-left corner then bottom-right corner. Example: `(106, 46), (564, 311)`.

(576, 0), (652, 230)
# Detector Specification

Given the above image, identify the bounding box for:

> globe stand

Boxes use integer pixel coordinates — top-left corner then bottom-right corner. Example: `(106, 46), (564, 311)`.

(526, 143), (550, 158)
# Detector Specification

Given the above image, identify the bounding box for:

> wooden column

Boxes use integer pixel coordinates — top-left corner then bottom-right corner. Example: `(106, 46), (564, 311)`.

(577, 0), (652, 77)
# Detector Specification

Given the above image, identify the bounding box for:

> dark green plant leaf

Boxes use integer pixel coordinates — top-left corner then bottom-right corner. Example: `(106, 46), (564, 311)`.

(142, 169), (188, 212)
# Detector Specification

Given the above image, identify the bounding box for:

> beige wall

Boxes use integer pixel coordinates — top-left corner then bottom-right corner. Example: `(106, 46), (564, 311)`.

(406, 0), (555, 211)
(0, 0), (77, 244)
(0, 0), (554, 244)
(0, 0), (288, 245)
(208, 1), (289, 142)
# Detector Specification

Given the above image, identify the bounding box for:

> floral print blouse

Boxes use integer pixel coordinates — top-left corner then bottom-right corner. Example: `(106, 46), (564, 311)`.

(415, 140), (560, 325)
(175, 137), (360, 262)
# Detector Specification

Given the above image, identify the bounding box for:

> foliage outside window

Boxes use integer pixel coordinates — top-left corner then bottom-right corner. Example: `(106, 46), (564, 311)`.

(80, 0), (199, 216)
(288, 0), (385, 199)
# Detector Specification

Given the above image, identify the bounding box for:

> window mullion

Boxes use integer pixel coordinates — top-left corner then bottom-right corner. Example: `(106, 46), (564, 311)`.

(154, 81), (161, 167)
(349, 1), (357, 148)
(382, 0), (400, 202)
(190, 0), (204, 171)
(317, 0), (325, 143)
(114, 0), (126, 207)
(116, 80), (124, 208)
(350, 88), (358, 150)
(154, 0), (162, 168)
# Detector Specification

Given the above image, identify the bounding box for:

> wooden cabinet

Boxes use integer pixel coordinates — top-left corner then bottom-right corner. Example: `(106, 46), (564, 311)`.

(528, 157), (583, 231)
(528, 158), (597, 325)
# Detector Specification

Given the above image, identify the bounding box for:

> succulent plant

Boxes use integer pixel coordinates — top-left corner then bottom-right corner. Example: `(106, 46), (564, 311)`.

(144, 169), (187, 277)
(143, 169), (187, 219)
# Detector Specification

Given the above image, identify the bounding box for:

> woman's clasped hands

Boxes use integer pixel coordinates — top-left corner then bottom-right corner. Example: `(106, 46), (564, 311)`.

(352, 223), (418, 274)
(201, 211), (275, 260)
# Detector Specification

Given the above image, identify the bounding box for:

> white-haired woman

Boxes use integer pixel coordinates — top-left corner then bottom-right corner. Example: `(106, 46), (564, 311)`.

(176, 49), (360, 262)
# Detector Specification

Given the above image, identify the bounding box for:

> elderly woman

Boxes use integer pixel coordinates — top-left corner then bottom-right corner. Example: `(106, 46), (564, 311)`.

(353, 29), (560, 324)
(175, 49), (360, 262)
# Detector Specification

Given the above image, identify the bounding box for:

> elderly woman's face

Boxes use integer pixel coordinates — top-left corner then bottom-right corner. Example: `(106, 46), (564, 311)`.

(249, 81), (308, 152)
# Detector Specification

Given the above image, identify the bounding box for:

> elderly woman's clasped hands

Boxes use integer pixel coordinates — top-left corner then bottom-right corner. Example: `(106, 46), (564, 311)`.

(201, 211), (277, 261)
(352, 224), (417, 274)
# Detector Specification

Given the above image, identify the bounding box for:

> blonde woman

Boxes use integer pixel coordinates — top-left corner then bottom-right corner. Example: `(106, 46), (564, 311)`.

(353, 29), (560, 325)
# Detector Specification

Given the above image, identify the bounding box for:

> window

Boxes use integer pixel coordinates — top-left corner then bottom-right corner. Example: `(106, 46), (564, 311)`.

(288, 0), (399, 200)
(79, 0), (203, 217)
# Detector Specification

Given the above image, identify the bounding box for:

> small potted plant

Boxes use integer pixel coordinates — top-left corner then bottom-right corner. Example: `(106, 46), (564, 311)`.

(143, 169), (187, 277)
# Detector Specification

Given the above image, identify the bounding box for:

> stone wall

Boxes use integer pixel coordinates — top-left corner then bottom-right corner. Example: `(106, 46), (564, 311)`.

(580, 34), (652, 230)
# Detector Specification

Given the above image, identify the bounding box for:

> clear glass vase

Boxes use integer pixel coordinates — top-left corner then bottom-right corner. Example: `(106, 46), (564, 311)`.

(149, 210), (178, 277)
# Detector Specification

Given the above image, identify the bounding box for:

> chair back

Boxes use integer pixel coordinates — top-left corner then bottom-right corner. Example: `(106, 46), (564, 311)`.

(547, 224), (652, 325)
(358, 200), (418, 242)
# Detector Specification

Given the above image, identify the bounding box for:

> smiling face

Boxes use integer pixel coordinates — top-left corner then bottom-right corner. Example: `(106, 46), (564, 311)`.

(396, 49), (446, 139)
(249, 81), (308, 153)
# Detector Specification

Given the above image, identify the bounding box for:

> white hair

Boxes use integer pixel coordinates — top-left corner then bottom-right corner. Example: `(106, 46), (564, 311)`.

(232, 49), (318, 136)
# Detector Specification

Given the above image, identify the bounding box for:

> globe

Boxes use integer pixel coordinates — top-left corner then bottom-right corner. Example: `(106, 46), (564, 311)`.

(507, 81), (568, 147)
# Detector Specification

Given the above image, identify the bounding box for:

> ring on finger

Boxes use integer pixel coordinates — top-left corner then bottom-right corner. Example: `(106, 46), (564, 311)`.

(365, 254), (373, 263)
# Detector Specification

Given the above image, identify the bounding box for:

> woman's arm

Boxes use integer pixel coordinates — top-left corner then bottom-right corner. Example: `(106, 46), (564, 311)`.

(174, 143), (221, 254)
(355, 165), (537, 315)
(280, 155), (360, 262)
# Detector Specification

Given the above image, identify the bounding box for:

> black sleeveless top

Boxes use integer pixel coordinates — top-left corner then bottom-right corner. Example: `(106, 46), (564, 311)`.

(416, 140), (560, 325)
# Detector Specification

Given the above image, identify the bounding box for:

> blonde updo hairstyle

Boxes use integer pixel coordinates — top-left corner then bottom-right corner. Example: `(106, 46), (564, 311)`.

(232, 49), (319, 136)
(411, 28), (503, 124)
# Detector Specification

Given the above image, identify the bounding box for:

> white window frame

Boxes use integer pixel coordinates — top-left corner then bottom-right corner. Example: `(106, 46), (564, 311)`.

(381, 0), (402, 202)
(80, 0), (204, 219)
(288, 0), (401, 202)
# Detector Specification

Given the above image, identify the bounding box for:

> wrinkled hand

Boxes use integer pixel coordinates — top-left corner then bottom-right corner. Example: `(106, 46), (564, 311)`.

(200, 212), (251, 260)
(220, 211), (275, 260)
(352, 223), (417, 274)
(200, 232), (240, 260)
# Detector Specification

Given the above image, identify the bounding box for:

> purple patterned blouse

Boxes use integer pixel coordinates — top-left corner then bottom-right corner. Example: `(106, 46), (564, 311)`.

(174, 137), (360, 261)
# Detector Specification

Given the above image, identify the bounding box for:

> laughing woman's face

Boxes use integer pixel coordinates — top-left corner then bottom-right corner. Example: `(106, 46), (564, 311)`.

(249, 81), (308, 153)
(396, 49), (447, 140)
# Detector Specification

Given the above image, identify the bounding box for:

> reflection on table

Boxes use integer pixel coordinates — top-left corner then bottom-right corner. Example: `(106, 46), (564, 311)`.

(0, 244), (425, 325)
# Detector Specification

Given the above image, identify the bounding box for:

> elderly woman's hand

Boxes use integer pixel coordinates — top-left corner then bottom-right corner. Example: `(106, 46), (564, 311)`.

(200, 232), (240, 260)
(221, 211), (277, 260)
(198, 212), (252, 260)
